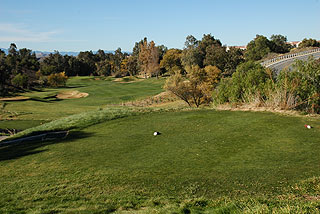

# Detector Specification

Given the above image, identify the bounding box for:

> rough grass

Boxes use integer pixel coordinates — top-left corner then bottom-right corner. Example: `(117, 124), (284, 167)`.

(1, 110), (320, 213)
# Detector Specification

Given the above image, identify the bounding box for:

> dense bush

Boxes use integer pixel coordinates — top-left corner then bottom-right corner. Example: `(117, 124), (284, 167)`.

(214, 58), (320, 113)
(214, 61), (273, 104)
(286, 58), (320, 112)
(298, 38), (320, 48)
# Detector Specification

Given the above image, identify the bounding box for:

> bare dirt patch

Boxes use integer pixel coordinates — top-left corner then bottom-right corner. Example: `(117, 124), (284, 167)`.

(0, 96), (30, 101)
(56, 90), (89, 99)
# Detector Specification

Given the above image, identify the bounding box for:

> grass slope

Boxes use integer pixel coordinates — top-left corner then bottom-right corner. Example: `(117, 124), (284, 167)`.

(1, 110), (319, 213)
(0, 77), (165, 134)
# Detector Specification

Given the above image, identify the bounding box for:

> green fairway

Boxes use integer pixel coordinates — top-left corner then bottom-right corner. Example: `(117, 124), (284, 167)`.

(0, 76), (165, 121)
(0, 77), (165, 134)
(1, 110), (320, 213)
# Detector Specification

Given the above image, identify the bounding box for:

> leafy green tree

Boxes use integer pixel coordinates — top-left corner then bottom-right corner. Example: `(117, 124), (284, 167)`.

(63, 55), (81, 76)
(132, 38), (147, 58)
(113, 48), (125, 75)
(298, 38), (320, 48)
(40, 51), (65, 75)
(224, 47), (244, 77)
(18, 48), (39, 71)
(199, 34), (222, 68)
(204, 45), (227, 71)
(270, 34), (292, 53)
(77, 51), (97, 75)
(160, 49), (183, 75)
(96, 49), (106, 61)
(8, 43), (18, 56)
(126, 55), (138, 76)
(96, 60), (113, 76)
(5, 43), (18, 76)
(182, 34), (229, 73)
(0, 50), (10, 95)
(6, 44), (39, 77)
(5, 44), (39, 88)
(245, 35), (272, 61)
(157, 45), (168, 62)
(181, 35), (202, 68)
(11, 73), (29, 88)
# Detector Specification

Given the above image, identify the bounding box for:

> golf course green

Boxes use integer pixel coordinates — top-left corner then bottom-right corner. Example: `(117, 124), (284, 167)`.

(1, 77), (320, 213)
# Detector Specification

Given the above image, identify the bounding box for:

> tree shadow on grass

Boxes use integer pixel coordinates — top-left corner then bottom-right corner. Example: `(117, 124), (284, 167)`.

(3, 96), (64, 103)
(29, 97), (63, 103)
(0, 131), (93, 162)
(63, 85), (86, 89)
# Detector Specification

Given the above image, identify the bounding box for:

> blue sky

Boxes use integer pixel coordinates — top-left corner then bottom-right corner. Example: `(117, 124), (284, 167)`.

(0, 0), (319, 52)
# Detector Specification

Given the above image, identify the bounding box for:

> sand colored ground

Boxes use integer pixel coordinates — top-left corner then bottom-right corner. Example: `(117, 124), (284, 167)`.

(56, 90), (89, 99)
(112, 77), (143, 83)
(0, 96), (30, 101)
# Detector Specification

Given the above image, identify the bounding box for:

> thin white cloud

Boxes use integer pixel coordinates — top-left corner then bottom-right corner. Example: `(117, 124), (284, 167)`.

(0, 23), (59, 42)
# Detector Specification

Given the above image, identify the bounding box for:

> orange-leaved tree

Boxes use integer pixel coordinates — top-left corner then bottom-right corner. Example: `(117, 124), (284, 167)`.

(138, 39), (160, 78)
(164, 65), (221, 107)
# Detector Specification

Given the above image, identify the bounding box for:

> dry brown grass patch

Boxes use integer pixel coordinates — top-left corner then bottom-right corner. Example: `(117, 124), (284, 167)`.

(0, 96), (30, 101)
(215, 103), (320, 118)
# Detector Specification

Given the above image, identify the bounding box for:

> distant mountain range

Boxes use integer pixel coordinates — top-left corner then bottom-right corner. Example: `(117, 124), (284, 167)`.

(0, 48), (127, 58)
(1, 48), (80, 57)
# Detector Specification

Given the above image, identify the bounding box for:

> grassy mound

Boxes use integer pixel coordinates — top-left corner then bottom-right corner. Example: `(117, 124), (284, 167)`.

(1, 110), (319, 213)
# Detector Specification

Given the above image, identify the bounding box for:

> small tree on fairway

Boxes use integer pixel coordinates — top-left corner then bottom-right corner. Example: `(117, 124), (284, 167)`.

(164, 65), (221, 107)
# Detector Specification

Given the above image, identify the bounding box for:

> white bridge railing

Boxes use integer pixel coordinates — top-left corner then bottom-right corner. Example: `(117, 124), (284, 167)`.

(260, 48), (320, 67)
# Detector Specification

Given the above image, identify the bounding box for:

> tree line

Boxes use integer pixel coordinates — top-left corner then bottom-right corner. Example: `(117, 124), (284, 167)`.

(1, 34), (319, 111)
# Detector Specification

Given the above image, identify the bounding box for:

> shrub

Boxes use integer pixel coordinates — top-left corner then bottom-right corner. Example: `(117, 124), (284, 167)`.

(286, 58), (320, 113)
(47, 72), (68, 87)
(216, 61), (272, 104)
(212, 77), (233, 104)
(213, 58), (320, 113)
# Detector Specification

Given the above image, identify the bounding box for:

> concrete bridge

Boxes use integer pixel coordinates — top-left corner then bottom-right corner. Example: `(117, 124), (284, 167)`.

(260, 48), (320, 73)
